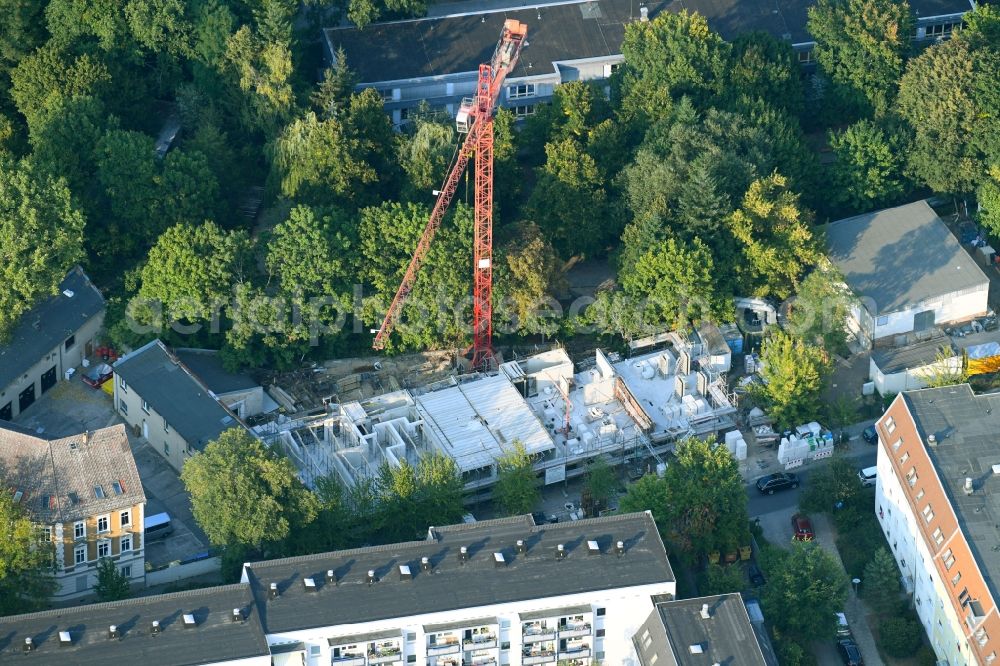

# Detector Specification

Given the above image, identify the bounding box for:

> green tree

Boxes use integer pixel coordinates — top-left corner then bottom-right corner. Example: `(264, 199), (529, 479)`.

(45, 0), (130, 51)
(880, 615), (922, 658)
(181, 428), (320, 550)
(728, 172), (820, 300)
(701, 563), (746, 596)
(762, 541), (849, 641)
(618, 473), (670, 529)
(0, 156), (85, 342)
(726, 32), (805, 117)
(863, 547), (902, 616)
(94, 557), (131, 601)
(0, 490), (56, 615)
(495, 221), (566, 336)
(493, 441), (540, 516)
(897, 36), (1000, 193)
(125, 0), (193, 56)
(828, 119), (911, 212)
(755, 330), (832, 428)
(800, 456), (863, 514)
(400, 115), (455, 196)
(312, 47), (358, 118)
(978, 165), (1000, 237)
(374, 453), (465, 542)
(808, 0), (913, 116)
(785, 264), (851, 353)
(135, 221), (249, 329)
(919, 345), (966, 388)
(582, 457), (617, 513)
(9, 44), (112, 129)
(225, 23), (295, 134)
(267, 204), (356, 297)
(621, 237), (730, 329)
(28, 95), (113, 197)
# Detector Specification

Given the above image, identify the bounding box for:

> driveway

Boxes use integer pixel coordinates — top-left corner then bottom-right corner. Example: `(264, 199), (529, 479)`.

(14, 376), (209, 567)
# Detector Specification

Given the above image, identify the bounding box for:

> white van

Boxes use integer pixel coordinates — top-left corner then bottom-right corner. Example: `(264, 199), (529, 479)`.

(858, 466), (877, 487)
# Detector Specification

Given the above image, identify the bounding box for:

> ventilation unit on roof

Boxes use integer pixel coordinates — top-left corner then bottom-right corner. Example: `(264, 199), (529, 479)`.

(367, 569), (377, 586)
(23, 638), (34, 653)
(700, 604), (711, 619)
(182, 614), (197, 628)
(587, 540), (600, 555)
(516, 539), (527, 554)
(109, 625), (119, 640)
(303, 577), (317, 591)
(269, 582), (279, 599)
(59, 631), (72, 647)
(460, 546), (469, 564)
(556, 544), (566, 560)
(966, 477), (975, 495)
(232, 609), (244, 624)
(494, 552), (506, 568)
(63, 289), (75, 298)
(399, 565), (413, 581)
(616, 540), (625, 557)
(326, 569), (336, 584)
(151, 621), (162, 635)
(421, 556), (431, 572)
(689, 644), (704, 654)
(928, 434), (937, 446)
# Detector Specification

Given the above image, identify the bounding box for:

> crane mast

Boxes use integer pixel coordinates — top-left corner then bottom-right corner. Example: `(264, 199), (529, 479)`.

(371, 19), (528, 372)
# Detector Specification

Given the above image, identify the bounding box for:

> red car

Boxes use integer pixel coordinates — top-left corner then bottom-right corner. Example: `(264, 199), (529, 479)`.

(82, 363), (114, 388)
(791, 514), (814, 541)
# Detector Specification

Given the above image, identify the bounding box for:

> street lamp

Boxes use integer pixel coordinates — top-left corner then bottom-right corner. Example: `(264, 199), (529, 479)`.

(852, 577), (861, 595)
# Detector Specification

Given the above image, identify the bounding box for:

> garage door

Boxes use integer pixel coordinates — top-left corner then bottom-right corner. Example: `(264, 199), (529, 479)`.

(0, 402), (10, 421)
(41, 366), (57, 393)
(19, 384), (35, 412)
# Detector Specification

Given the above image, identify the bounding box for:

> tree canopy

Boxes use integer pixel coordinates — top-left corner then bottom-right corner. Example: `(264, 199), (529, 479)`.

(493, 440), (541, 516)
(762, 541), (850, 641)
(0, 490), (56, 615)
(756, 330), (833, 428)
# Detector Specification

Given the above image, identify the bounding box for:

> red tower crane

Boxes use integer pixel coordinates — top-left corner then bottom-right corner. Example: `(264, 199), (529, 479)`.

(371, 19), (528, 372)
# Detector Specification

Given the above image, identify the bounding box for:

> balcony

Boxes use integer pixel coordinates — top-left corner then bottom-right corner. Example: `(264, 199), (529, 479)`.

(331, 657), (365, 666)
(560, 646), (591, 659)
(368, 651), (402, 665)
(522, 650), (556, 665)
(466, 656), (496, 666)
(428, 642), (461, 656)
(463, 636), (497, 650)
(558, 623), (591, 639)
(522, 626), (556, 643)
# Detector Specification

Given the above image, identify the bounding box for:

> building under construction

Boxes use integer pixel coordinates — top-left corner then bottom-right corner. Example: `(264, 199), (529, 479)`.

(259, 334), (738, 495)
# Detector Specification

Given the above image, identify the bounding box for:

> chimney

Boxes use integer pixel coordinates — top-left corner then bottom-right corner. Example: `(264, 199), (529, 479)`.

(587, 540), (601, 555)
(82, 431), (90, 446)
(700, 603), (711, 619)
(182, 613), (197, 628)
(23, 638), (34, 653)
(399, 565), (413, 581)
(640, 5), (649, 21)
(516, 539), (527, 554)
(151, 620), (161, 635)
(421, 556), (431, 572)
(303, 577), (317, 592)
(367, 569), (377, 585)
(556, 544), (566, 560)
(326, 569), (336, 584)
(965, 477), (974, 495)
(232, 609), (244, 623)
(59, 631), (72, 648)
(460, 546), (469, 564)
(616, 540), (625, 557)
(494, 552), (506, 568)
(109, 625), (120, 640)
(269, 582), (279, 599)
(928, 434), (937, 447)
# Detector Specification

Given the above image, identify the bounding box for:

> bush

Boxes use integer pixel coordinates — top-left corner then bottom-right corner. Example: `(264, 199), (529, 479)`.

(700, 563), (745, 596)
(880, 616), (922, 658)
(915, 646), (937, 666)
(773, 633), (816, 666)
(836, 516), (884, 579)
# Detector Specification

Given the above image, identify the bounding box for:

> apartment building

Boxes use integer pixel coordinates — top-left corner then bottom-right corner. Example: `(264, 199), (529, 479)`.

(113, 340), (252, 472)
(0, 266), (105, 420)
(0, 421), (146, 600)
(875, 384), (1000, 665)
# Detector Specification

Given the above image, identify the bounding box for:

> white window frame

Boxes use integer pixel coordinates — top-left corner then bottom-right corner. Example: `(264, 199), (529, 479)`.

(163, 418), (170, 433)
(508, 83), (536, 100)
(121, 564), (132, 578)
(119, 400), (128, 416)
(120, 509), (130, 527)
(74, 544), (87, 564)
(141, 399), (150, 414)
(120, 534), (132, 553)
(885, 417), (896, 434)
(74, 521), (86, 540)
(97, 514), (110, 534)
(513, 104), (536, 119)
(97, 539), (110, 559)
(119, 376), (127, 391)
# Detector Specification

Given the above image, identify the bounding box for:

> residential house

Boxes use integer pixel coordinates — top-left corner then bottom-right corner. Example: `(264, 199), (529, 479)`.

(113, 340), (251, 473)
(174, 348), (269, 420)
(875, 384), (1000, 664)
(0, 512), (690, 665)
(869, 337), (961, 395)
(827, 200), (989, 348)
(0, 266), (105, 421)
(322, 0), (974, 126)
(0, 421), (146, 600)
(633, 593), (771, 666)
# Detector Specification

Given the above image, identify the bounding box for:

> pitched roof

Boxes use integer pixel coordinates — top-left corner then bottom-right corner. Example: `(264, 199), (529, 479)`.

(112, 340), (247, 450)
(173, 348), (259, 395)
(826, 200), (988, 315)
(0, 584), (269, 665)
(0, 422), (145, 523)
(323, 0), (972, 86)
(0, 266), (105, 390)
(243, 512), (673, 633)
(633, 594), (768, 666)
(871, 338), (954, 375)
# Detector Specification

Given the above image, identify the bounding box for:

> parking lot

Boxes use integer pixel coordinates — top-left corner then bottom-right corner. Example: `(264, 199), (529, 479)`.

(14, 376), (209, 568)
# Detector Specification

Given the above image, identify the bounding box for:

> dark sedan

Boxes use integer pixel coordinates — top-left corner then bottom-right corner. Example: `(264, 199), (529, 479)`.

(755, 472), (799, 495)
(838, 639), (864, 665)
(862, 426), (878, 445)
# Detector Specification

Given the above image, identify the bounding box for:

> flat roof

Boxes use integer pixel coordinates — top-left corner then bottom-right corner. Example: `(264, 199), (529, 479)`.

(0, 584), (269, 665)
(826, 200), (988, 315)
(0, 266), (104, 390)
(903, 385), (1000, 602)
(416, 374), (554, 472)
(871, 338), (954, 375)
(113, 340), (247, 450)
(634, 594), (767, 666)
(323, 0), (971, 85)
(174, 348), (259, 395)
(242, 512), (673, 633)
(0, 422), (145, 523)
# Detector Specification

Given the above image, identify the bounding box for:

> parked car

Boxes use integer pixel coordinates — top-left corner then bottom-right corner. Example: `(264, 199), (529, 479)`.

(861, 425), (878, 445)
(791, 514), (814, 541)
(81, 363), (114, 388)
(755, 472), (799, 495)
(835, 612), (851, 638)
(858, 466), (878, 488)
(748, 564), (765, 587)
(531, 512), (558, 525)
(837, 639), (864, 665)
